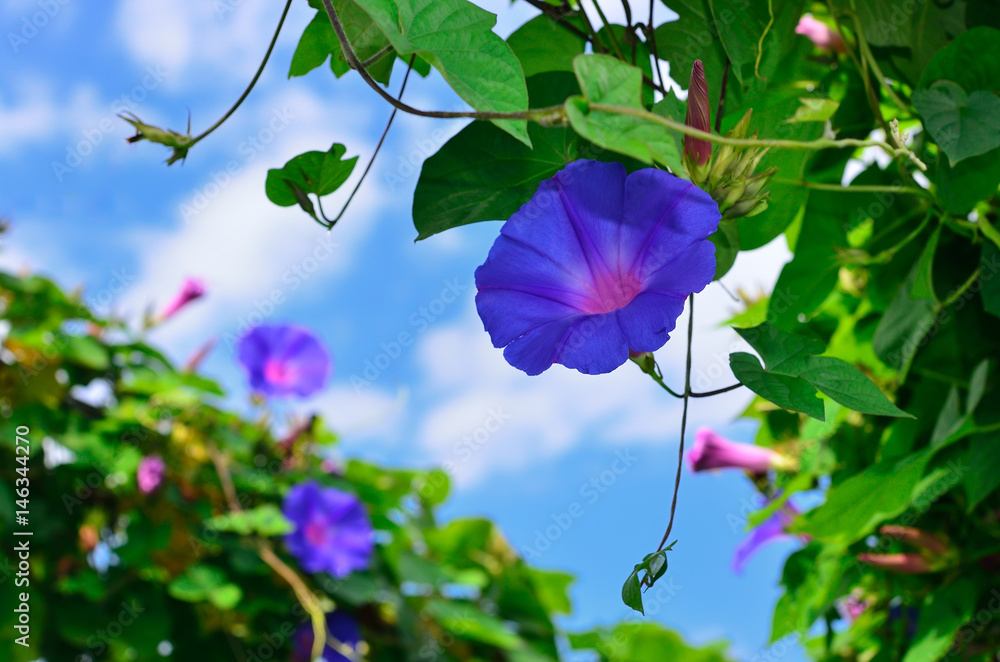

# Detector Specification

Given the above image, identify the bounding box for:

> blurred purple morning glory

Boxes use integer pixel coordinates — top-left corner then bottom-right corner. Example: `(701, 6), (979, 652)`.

(290, 611), (362, 662)
(283, 481), (374, 577)
(732, 504), (800, 574)
(237, 324), (331, 398)
(475, 160), (720, 375)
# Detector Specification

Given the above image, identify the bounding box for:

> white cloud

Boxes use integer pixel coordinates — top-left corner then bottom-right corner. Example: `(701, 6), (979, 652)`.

(114, 0), (291, 82)
(407, 238), (791, 488)
(123, 85), (391, 355)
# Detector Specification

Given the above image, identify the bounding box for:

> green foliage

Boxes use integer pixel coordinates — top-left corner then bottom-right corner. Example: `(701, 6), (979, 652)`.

(730, 323), (909, 420)
(353, 0), (530, 144)
(265, 143), (358, 221)
(290, 1), (396, 84)
(564, 54), (682, 172)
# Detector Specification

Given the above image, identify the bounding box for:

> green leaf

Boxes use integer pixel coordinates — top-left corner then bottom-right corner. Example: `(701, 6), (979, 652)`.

(913, 81), (1000, 166)
(423, 600), (522, 649)
(204, 504), (293, 536)
(983, 242), (1000, 319)
(620, 571), (644, 615)
(963, 433), (1000, 511)
(902, 580), (979, 662)
(918, 27), (1000, 95)
(527, 568), (574, 616)
(352, 0), (530, 144)
(732, 323), (911, 419)
(730, 352), (825, 420)
(707, 0), (772, 84)
(767, 190), (847, 328)
(64, 335), (110, 370)
(795, 357), (911, 418)
(936, 147), (1000, 214)
(653, 0), (727, 113)
(168, 565), (242, 610)
(794, 449), (935, 543)
(709, 220), (739, 280)
(785, 98), (839, 124)
(873, 229), (941, 371)
(507, 14), (586, 78)
(565, 54), (682, 172)
(293, 2), (395, 84)
(265, 143), (358, 207)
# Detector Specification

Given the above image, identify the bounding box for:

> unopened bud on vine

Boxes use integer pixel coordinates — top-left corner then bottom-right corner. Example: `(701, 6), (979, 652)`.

(701, 109), (777, 218)
(120, 112), (193, 165)
(683, 60), (712, 184)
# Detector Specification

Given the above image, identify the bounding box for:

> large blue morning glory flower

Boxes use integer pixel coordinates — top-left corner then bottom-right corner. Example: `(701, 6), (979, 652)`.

(475, 160), (721, 375)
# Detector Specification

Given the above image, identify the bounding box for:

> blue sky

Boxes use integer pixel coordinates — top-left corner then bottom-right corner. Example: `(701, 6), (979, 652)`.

(1, 0), (808, 658)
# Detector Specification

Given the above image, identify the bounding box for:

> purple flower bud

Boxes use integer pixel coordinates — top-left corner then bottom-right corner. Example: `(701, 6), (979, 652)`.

(137, 455), (166, 494)
(283, 481), (374, 577)
(475, 160), (720, 376)
(159, 277), (206, 321)
(183, 337), (216, 373)
(684, 60), (712, 167)
(795, 15), (846, 53)
(687, 428), (798, 473)
(237, 324), (332, 398)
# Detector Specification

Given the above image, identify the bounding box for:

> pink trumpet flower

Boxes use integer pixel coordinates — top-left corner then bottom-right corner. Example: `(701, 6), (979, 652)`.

(688, 428), (798, 474)
(795, 15), (846, 53)
(159, 277), (206, 321)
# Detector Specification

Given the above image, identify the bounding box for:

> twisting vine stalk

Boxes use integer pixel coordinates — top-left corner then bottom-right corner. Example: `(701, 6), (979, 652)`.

(188, 0), (293, 148)
(656, 294), (696, 552)
(317, 57), (417, 229)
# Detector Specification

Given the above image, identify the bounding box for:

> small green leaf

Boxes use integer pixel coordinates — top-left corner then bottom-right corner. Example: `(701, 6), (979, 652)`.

(902, 580), (979, 662)
(265, 143), (358, 208)
(620, 571), (644, 615)
(785, 98), (839, 124)
(709, 220), (739, 280)
(205, 504), (293, 537)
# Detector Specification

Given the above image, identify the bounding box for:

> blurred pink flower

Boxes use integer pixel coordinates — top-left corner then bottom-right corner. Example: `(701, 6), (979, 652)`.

(795, 15), (846, 53)
(688, 428), (797, 473)
(879, 525), (949, 555)
(183, 337), (217, 373)
(159, 278), (206, 321)
(857, 553), (933, 574)
(837, 594), (869, 622)
(137, 455), (166, 494)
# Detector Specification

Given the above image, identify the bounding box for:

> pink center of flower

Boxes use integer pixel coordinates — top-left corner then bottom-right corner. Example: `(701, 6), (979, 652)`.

(304, 521), (328, 546)
(581, 269), (643, 315)
(264, 359), (295, 386)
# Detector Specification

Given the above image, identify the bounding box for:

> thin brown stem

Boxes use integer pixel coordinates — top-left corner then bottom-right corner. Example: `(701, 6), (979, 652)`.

(321, 58), (415, 229)
(690, 382), (742, 398)
(190, 0), (293, 146)
(656, 294), (694, 552)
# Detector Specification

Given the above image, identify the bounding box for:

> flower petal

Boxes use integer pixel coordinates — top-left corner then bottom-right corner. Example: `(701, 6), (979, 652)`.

(502, 316), (581, 375)
(476, 288), (583, 349)
(622, 170), (721, 278)
(553, 312), (630, 375)
(641, 239), (717, 297)
(615, 291), (687, 353)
